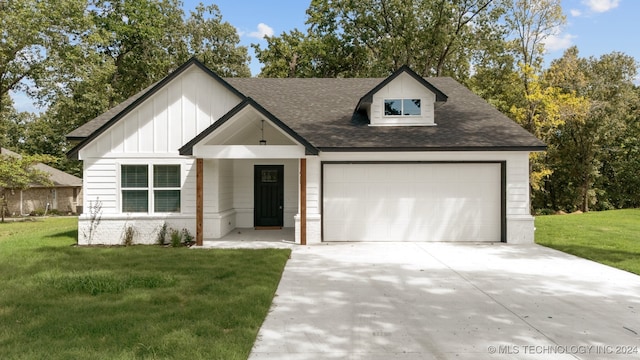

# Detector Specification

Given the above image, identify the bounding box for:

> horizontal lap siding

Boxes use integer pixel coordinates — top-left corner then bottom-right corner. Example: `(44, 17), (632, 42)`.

(506, 155), (531, 215)
(81, 158), (196, 216)
(83, 159), (117, 213)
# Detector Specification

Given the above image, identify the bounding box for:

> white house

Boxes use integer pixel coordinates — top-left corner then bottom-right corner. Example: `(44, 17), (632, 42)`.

(67, 58), (545, 245)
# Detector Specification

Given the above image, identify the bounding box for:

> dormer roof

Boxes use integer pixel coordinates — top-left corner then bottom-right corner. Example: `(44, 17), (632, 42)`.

(355, 65), (448, 111)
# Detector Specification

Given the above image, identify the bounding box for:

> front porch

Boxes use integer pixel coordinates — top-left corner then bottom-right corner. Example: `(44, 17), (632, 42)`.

(178, 99), (319, 246)
(200, 227), (296, 249)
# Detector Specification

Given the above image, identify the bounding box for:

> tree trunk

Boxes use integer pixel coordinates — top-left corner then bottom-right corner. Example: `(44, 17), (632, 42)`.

(581, 177), (590, 212)
(1, 191), (5, 223)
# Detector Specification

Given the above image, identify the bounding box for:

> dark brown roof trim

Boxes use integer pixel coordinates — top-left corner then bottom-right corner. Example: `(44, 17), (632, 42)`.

(66, 57), (246, 160)
(179, 97), (319, 156)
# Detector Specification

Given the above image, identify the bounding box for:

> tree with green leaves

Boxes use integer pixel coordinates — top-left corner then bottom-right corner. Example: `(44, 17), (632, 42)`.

(502, 0), (566, 133)
(0, 0), (88, 148)
(8, 0), (251, 176)
(533, 47), (638, 212)
(184, 4), (251, 77)
(504, 0), (565, 72)
(88, 0), (189, 107)
(255, 0), (505, 79)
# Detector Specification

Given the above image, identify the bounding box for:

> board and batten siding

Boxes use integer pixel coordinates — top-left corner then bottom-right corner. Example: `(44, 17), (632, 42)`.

(79, 67), (242, 159)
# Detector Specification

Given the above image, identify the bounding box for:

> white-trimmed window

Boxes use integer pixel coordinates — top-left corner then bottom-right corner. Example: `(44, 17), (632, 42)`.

(153, 165), (181, 212)
(384, 99), (421, 116)
(121, 164), (181, 213)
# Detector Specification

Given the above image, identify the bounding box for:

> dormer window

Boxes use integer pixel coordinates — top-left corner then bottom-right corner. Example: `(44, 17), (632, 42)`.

(356, 68), (446, 126)
(384, 99), (421, 116)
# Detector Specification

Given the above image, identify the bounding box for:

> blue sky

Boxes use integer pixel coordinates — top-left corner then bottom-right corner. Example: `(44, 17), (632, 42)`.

(11, 0), (639, 113)
(201, 0), (639, 75)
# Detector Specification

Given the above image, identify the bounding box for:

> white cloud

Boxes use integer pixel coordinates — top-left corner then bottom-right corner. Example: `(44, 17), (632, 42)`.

(247, 23), (274, 39)
(582, 0), (620, 13)
(543, 33), (577, 52)
(570, 8), (582, 16)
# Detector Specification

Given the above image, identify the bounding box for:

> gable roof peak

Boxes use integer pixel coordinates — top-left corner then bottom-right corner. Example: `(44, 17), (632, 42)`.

(66, 57), (247, 159)
(356, 66), (448, 111)
(178, 97), (318, 156)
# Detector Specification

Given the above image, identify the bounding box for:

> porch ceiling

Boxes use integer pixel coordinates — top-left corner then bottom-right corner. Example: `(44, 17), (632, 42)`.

(205, 109), (296, 146)
(196, 107), (304, 158)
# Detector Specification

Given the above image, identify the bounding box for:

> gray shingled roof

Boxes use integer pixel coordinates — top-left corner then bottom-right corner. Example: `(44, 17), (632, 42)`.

(67, 60), (545, 154)
(1, 148), (82, 187)
(225, 77), (545, 150)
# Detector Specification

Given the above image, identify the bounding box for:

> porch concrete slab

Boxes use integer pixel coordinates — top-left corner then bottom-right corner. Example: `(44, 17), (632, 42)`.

(199, 227), (295, 249)
(249, 243), (640, 360)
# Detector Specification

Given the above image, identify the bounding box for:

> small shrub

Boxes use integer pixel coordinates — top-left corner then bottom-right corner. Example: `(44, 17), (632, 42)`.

(156, 222), (168, 245)
(182, 228), (195, 246)
(31, 208), (46, 216)
(123, 225), (136, 246)
(83, 199), (103, 245)
(170, 229), (182, 247)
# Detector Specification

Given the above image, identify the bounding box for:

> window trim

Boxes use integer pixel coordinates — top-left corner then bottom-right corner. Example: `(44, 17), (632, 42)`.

(118, 163), (182, 214)
(383, 98), (422, 117)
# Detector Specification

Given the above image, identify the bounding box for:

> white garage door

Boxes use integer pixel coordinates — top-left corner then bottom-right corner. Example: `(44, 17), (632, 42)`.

(323, 163), (502, 242)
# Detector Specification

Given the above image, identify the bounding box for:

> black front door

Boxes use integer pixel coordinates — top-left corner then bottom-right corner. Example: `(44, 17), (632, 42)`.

(254, 165), (284, 227)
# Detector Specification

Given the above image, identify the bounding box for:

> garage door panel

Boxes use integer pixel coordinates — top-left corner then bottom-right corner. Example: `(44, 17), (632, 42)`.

(323, 163), (501, 242)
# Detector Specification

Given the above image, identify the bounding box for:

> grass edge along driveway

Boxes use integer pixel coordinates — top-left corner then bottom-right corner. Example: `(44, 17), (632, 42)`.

(536, 208), (640, 276)
(0, 217), (290, 360)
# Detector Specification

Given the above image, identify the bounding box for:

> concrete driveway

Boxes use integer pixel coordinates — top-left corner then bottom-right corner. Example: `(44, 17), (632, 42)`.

(249, 243), (640, 360)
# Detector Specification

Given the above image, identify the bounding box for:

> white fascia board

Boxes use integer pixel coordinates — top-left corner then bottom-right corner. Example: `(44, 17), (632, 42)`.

(193, 145), (305, 159)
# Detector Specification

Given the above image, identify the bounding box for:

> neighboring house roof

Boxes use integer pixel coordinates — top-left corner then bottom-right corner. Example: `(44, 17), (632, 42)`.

(0, 148), (82, 188)
(67, 58), (546, 157)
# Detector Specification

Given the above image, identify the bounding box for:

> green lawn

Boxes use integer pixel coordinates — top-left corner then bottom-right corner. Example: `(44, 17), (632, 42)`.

(0, 217), (290, 360)
(535, 209), (640, 275)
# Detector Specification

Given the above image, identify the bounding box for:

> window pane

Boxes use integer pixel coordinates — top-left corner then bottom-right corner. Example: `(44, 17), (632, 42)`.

(122, 190), (148, 212)
(403, 99), (421, 115)
(154, 190), (180, 212)
(261, 169), (278, 183)
(384, 99), (402, 115)
(122, 165), (148, 188)
(154, 165), (180, 188)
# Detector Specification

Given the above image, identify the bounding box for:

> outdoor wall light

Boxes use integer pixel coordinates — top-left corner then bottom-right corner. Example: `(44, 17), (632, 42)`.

(259, 119), (267, 145)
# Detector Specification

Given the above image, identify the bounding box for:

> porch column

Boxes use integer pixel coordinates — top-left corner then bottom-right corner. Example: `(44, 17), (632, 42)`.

(196, 158), (203, 246)
(300, 158), (307, 245)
